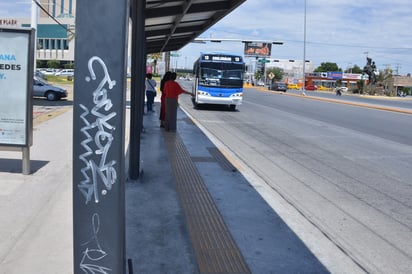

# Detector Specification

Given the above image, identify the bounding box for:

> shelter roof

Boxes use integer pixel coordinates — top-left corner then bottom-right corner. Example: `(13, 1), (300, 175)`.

(144, 0), (246, 54)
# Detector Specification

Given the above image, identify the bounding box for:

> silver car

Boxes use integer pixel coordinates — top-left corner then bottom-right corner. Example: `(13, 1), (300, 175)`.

(33, 77), (68, 101)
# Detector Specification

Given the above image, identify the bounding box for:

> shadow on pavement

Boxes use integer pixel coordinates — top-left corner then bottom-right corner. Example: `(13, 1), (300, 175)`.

(0, 158), (49, 174)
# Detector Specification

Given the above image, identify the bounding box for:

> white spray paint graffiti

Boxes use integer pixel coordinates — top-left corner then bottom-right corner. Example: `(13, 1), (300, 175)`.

(80, 213), (112, 273)
(78, 56), (117, 204)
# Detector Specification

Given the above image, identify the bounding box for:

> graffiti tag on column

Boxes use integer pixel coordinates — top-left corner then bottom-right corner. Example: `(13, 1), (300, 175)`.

(78, 56), (117, 204)
(80, 213), (111, 273)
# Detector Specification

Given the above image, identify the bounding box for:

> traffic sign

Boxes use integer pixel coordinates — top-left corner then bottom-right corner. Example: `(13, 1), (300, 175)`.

(268, 72), (275, 79)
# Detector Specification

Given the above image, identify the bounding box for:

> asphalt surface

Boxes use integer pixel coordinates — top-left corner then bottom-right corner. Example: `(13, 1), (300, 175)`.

(1, 82), (410, 273)
(177, 84), (412, 273)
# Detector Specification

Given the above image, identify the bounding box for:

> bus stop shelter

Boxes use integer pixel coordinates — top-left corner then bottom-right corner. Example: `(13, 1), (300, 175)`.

(72, 0), (245, 273)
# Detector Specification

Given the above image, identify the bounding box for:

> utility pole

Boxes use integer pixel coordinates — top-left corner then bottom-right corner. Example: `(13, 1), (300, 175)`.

(31, 0), (38, 70)
(302, 0), (307, 95)
(395, 63), (401, 75)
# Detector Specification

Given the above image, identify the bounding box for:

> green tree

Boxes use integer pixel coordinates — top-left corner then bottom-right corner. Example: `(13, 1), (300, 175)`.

(314, 62), (340, 72)
(36, 60), (46, 68)
(254, 70), (262, 81)
(266, 67), (284, 82)
(64, 62), (75, 69)
(378, 68), (394, 96)
(345, 64), (363, 74)
(147, 53), (162, 76)
(46, 59), (60, 69)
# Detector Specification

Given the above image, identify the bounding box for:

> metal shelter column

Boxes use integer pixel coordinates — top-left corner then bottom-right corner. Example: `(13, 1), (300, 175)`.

(129, 0), (146, 180)
(72, 0), (129, 273)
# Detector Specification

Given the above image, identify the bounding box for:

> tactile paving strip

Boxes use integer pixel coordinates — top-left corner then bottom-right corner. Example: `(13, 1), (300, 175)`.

(164, 132), (250, 274)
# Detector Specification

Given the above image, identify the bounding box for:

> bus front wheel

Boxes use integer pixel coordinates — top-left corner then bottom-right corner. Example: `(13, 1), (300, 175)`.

(229, 104), (236, 111)
(192, 97), (199, 109)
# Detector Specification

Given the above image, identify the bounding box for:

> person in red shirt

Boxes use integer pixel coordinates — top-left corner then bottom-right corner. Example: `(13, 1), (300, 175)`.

(164, 72), (192, 131)
(159, 71), (172, 127)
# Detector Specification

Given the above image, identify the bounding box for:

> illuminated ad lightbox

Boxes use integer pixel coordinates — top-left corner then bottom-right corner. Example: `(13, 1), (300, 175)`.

(244, 41), (272, 57)
(0, 28), (34, 146)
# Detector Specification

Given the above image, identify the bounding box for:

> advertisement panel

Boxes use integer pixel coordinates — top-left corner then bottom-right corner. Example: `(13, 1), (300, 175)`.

(244, 41), (272, 57)
(328, 71), (343, 79)
(0, 28), (34, 146)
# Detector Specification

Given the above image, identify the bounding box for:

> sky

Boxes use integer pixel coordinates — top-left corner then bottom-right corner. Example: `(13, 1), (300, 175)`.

(1, 0), (412, 75)
(179, 0), (412, 75)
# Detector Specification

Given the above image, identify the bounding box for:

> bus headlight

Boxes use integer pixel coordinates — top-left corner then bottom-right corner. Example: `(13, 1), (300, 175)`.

(230, 93), (243, 97)
(197, 91), (211, 96)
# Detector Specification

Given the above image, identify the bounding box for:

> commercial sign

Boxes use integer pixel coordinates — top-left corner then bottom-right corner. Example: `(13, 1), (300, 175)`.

(0, 28), (34, 146)
(0, 19), (19, 27)
(343, 73), (365, 80)
(244, 41), (272, 57)
(327, 71), (343, 79)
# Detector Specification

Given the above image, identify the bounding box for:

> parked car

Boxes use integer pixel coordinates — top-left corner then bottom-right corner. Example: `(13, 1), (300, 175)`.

(41, 68), (56, 75)
(335, 86), (348, 93)
(317, 85), (330, 91)
(287, 83), (299, 89)
(271, 82), (287, 92)
(305, 85), (317, 90)
(55, 69), (74, 76)
(33, 77), (68, 101)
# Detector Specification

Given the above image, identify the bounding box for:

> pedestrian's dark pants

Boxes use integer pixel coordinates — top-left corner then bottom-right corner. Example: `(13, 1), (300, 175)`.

(146, 90), (155, 111)
(165, 97), (178, 131)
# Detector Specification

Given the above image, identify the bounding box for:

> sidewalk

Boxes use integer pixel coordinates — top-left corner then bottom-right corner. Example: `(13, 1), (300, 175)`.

(0, 100), (330, 273)
(0, 109), (73, 274)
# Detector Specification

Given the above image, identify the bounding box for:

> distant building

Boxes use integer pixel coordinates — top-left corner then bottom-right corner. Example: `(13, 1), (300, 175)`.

(1, 0), (76, 66)
(305, 72), (366, 89)
(266, 58), (314, 85)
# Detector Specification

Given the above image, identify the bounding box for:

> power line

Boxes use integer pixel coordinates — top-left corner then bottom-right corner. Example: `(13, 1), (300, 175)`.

(210, 28), (412, 51)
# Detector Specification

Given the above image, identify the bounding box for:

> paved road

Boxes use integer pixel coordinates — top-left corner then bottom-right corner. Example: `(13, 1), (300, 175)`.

(32, 83), (73, 125)
(178, 85), (412, 274)
(283, 88), (412, 111)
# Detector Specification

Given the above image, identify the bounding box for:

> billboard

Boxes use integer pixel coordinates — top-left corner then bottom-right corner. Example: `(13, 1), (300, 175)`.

(0, 28), (34, 146)
(244, 41), (272, 57)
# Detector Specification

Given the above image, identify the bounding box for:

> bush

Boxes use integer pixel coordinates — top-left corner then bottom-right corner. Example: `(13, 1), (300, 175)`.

(64, 63), (75, 69)
(47, 59), (60, 68)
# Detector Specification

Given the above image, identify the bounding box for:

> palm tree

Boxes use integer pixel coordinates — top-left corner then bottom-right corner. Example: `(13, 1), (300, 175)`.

(147, 53), (162, 75)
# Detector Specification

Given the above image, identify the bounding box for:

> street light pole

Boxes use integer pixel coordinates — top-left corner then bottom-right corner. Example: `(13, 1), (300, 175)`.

(302, 0), (307, 95)
(31, 0), (38, 70)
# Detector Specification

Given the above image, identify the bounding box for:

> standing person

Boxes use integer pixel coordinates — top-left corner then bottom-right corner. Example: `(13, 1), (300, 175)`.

(159, 71), (172, 127)
(164, 72), (192, 131)
(145, 73), (157, 112)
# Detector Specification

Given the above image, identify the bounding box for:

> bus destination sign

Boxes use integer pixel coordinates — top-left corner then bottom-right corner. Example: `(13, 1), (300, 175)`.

(203, 54), (241, 62)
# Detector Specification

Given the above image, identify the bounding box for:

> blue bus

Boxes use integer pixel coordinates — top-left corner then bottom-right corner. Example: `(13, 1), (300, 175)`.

(192, 52), (245, 110)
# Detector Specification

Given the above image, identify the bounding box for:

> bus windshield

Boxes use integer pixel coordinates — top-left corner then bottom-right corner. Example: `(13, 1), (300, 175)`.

(199, 62), (244, 88)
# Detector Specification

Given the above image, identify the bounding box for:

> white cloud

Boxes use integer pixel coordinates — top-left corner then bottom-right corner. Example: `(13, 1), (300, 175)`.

(179, 0), (412, 74)
(0, 1), (31, 18)
(2, 0), (411, 74)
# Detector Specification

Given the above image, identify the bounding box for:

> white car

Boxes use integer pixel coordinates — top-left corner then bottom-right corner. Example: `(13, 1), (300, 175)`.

(41, 68), (56, 75)
(55, 69), (74, 76)
(335, 86), (348, 92)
